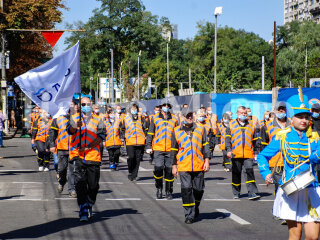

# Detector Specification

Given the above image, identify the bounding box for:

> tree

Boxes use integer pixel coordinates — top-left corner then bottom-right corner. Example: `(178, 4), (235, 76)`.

(1, 0), (66, 83)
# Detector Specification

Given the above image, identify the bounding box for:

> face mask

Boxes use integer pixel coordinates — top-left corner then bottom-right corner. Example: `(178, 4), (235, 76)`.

(207, 111), (212, 114)
(162, 107), (169, 113)
(276, 113), (286, 120)
(198, 117), (205, 122)
(154, 110), (160, 114)
(247, 112), (252, 116)
(109, 115), (115, 119)
(312, 112), (319, 118)
(116, 109), (121, 113)
(46, 114), (50, 118)
(82, 106), (92, 113)
(223, 119), (229, 124)
(131, 110), (137, 115)
(238, 115), (247, 121)
(35, 110), (39, 113)
(94, 109), (100, 113)
(264, 115), (269, 120)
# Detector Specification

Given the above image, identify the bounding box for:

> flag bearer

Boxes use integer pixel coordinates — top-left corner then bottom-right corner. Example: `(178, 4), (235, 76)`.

(32, 110), (52, 172)
(171, 108), (211, 224)
(67, 97), (105, 222)
(225, 106), (260, 200)
(146, 102), (178, 199)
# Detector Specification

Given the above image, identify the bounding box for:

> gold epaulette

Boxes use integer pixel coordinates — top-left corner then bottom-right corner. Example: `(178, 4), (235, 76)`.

(309, 128), (319, 143)
(275, 127), (291, 141)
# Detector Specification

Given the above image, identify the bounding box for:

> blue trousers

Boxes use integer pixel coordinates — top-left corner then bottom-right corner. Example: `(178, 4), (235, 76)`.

(0, 131), (3, 146)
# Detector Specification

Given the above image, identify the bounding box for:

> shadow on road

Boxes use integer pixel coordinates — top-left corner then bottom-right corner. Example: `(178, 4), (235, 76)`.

(205, 177), (227, 181)
(3, 155), (36, 159)
(0, 195), (23, 200)
(98, 189), (112, 194)
(0, 208), (139, 239)
(197, 211), (228, 221)
(137, 176), (154, 181)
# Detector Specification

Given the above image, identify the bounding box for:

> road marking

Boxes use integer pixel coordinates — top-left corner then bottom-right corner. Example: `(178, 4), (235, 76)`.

(12, 182), (43, 184)
(100, 169), (111, 172)
(156, 198), (181, 201)
(0, 169), (35, 172)
(100, 182), (123, 184)
(216, 208), (251, 225)
(136, 182), (153, 185)
(20, 183), (43, 200)
(105, 198), (141, 201)
(210, 169), (260, 172)
(259, 184), (267, 186)
(258, 199), (274, 202)
(5, 199), (45, 201)
(55, 198), (76, 200)
(216, 183), (231, 185)
(205, 199), (241, 202)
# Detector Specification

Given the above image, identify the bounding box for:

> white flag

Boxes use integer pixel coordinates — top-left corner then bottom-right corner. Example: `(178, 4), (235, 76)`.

(14, 41), (81, 118)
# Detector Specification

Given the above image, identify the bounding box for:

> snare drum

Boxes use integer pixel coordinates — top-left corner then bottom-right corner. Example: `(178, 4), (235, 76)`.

(281, 169), (316, 197)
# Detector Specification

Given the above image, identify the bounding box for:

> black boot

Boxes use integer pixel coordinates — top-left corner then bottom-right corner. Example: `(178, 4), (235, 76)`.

(156, 188), (162, 199)
(195, 205), (200, 219)
(165, 181), (173, 200)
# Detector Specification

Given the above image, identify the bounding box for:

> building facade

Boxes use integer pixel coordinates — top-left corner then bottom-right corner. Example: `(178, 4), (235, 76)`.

(284, 0), (320, 24)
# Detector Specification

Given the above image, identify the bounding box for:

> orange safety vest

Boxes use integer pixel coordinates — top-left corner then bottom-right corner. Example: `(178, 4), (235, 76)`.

(55, 116), (69, 151)
(69, 113), (101, 162)
(266, 120), (284, 167)
(124, 115), (146, 146)
(105, 118), (122, 148)
(35, 118), (52, 142)
(151, 116), (177, 152)
(174, 124), (206, 172)
(31, 112), (40, 129)
(217, 123), (227, 151)
(258, 119), (265, 129)
(230, 119), (255, 159)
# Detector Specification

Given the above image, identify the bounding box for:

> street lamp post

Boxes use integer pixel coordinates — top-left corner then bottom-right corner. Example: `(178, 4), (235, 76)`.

(137, 50), (141, 100)
(120, 62), (122, 103)
(214, 6), (223, 94)
(89, 76), (93, 98)
(110, 49), (114, 104)
(167, 36), (170, 97)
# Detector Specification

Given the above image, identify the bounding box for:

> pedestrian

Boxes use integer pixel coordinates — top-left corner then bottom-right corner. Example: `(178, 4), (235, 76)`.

(257, 88), (320, 239)
(225, 106), (260, 200)
(171, 108), (210, 224)
(311, 102), (320, 190)
(31, 110), (52, 172)
(120, 104), (146, 181)
(10, 109), (16, 129)
(196, 109), (215, 158)
(67, 97), (105, 222)
(104, 110), (122, 171)
(0, 109), (6, 148)
(49, 103), (76, 198)
(93, 104), (105, 160)
(146, 102), (178, 199)
(216, 113), (232, 172)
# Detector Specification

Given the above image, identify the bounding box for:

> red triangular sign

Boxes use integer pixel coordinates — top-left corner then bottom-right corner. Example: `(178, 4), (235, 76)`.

(41, 31), (64, 47)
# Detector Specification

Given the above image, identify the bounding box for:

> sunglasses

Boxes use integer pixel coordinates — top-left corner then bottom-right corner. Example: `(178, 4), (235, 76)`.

(81, 103), (91, 107)
(295, 115), (311, 120)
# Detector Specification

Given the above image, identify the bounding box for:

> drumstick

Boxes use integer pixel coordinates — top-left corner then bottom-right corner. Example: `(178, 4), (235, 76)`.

(289, 159), (309, 173)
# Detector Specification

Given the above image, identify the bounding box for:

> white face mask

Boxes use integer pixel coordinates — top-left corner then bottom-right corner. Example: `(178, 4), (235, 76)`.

(94, 109), (100, 113)
(207, 111), (212, 114)
(264, 115), (269, 120)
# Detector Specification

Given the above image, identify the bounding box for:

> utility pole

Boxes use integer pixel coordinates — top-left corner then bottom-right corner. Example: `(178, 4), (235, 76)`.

(167, 39), (170, 97)
(189, 68), (191, 90)
(110, 49), (114, 104)
(262, 56), (265, 90)
(120, 62), (122, 103)
(273, 21), (276, 88)
(0, 0), (8, 133)
(305, 44), (308, 87)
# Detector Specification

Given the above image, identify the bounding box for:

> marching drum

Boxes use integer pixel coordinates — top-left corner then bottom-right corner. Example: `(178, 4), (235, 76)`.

(281, 169), (316, 197)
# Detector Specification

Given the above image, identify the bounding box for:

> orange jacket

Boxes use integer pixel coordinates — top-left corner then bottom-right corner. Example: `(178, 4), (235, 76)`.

(69, 113), (101, 162)
(265, 120), (284, 167)
(229, 119), (256, 159)
(34, 118), (52, 143)
(53, 116), (70, 151)
(123, 115), (146, 146)
(173, 124), (206, 172)
(217, 123), (227, 150)
(105, 118), (122, 148)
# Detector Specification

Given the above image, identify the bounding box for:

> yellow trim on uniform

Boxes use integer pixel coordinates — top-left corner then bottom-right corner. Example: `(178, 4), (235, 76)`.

(183, 203), (195, 207)
(165, 178), (174, 182)
(288, 148), (308, 151)
(225, 162), (231, 165)
(33, 128), (38, 130)
(226, 135), (231, 137)
(50, 126), (59, 130)
(37, 157), (43, 160)
(291, 107), (310, 110)
(232, 183), (241, 186)
(315, 152), (320, 160)
(154, 175), (163, 180)
(258, 137), (262, 139)
(148, 132), (154, 135)
(203, 142), (209, 146)
(246, 180), (256, 184)
(216, 134), (221, 137)
(253, 137), (258, 141)
(171, 148), (178, 151)
(261, 142), (268, 145)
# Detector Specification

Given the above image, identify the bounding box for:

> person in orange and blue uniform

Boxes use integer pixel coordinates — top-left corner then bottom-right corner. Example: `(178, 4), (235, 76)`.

(67, 97), (105, 222)
(225, 106), (260, 200)
(216, 113), (232, 172)
(104, 110), (122, 171)
(171, 108), (211, 224)
(120, 103), (147, 181)
(257, 88), (320, 240)
(49, 105), (76, 198)
(146, 102), (178, 199)
(31, 110), (52, 172)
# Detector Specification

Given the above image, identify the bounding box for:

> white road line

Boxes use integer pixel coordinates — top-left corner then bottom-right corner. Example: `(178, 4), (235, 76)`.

(211, 169), (260, 172)
(204, 199), (241, 202)
(216, 208), (251, 225)
(0, 169), (35, 172)
(55, 198), (76, 200)
(5, 199), (45, 201)
(20, 183), (43, 200)
(100, 182), (123, 184)
(258, 199), (274, 202)
(156, 198), (181, 201)
(105, 198), (141, 201)
(216, 183), (231, 185)
(259, 184), (267, 186)
(100, 169), (111, 172)
(12, 182), (43, 184)
(136, 182), (153, 185)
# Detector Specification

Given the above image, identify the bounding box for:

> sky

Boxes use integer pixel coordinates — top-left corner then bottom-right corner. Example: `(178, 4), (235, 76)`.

(54, 0), (284, 56)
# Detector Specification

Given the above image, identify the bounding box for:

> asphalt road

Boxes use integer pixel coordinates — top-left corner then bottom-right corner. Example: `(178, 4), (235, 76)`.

(0, 136), (289, 240)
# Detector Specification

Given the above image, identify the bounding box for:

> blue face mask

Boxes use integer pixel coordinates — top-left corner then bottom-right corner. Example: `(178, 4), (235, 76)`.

(223, 119), (229, 124)
(131, 110), (137, 115)
(276, 113), (286, 120)
(109, 115), (115, 119)
(82, 106), (92, 113)
(238, 115), (247, 121)
(162, 107), (169, 113)
(198, 117), (205, 122)
(312, 112), (319, 118)
(183, 120), (188, 125)
(247, 112), (252, 116)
